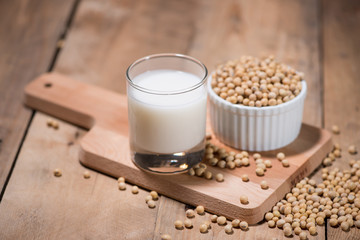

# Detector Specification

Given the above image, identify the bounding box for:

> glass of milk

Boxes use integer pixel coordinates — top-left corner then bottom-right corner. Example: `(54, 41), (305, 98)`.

(126, 53), (208, 174)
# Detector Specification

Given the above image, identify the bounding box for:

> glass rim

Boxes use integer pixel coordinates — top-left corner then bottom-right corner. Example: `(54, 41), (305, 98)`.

(126, 53), (208, 95)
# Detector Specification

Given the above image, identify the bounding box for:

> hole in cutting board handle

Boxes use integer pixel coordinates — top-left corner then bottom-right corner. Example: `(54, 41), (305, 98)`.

(44, 82), (52, 88)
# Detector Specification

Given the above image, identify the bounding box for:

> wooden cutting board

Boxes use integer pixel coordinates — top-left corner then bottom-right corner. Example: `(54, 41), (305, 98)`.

(24, 73), (332, 224)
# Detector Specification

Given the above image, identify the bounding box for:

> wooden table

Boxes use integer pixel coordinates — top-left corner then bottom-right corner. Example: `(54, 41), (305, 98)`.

(0, 0), (359, 239)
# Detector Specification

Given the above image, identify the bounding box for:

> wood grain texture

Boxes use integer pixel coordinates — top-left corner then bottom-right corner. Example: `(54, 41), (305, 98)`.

(52, 0), (325, 236)
(322, 0), (360, 239)
(23, 73), (332, 225)
(0, 0), (76, 192)
(2, 0), (354, 238)
(54, 0), (205, 93)
(0, 113), (159, 240)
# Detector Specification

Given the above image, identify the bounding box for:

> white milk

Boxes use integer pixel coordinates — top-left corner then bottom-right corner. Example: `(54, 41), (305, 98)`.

(128, 69), (207, 154)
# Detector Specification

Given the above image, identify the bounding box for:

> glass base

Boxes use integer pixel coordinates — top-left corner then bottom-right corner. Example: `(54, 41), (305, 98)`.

(132, 150), (204, 174)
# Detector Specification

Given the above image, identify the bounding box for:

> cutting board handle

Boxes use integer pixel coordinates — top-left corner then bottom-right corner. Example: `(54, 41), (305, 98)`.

(24, 72), (128, 133)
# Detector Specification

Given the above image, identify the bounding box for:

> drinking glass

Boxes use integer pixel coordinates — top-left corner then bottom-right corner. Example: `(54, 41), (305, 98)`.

(126, 53), (208, 174)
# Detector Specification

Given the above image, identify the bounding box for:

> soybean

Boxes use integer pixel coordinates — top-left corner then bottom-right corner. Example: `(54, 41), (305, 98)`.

(131, 186), (139, 194)
(184, 219), (192, 228)
(216, 173), (224, 182)
(239, 221), (248, 230)
(174, 220), (183, 230)
(186, 209), (195, 218)
(53, 169), (62, 177)
(224, 224), (233, 234)
(217, 216), (227, 225)
(240, 195), (249, 204)
(196, 205), (205, 215)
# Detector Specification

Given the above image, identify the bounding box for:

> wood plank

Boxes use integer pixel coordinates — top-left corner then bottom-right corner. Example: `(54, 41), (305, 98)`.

(0, 113), (159, 239)
(0, 0), (325, 239)
(0, 0), (76, 192)
(23, 73), (332, 224)
(54, 0), (206, 93)
(322, 0), (360, 239)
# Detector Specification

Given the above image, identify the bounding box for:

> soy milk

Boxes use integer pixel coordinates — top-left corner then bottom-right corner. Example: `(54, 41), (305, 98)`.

(128, 69), (207, 154)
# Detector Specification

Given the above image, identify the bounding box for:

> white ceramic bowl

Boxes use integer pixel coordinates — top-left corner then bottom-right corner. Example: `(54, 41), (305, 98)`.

(207, 76), (307, 151)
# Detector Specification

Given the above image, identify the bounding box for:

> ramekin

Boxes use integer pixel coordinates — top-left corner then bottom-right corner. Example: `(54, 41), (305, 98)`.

(207, 76), (307, 151)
